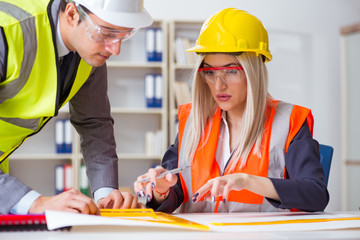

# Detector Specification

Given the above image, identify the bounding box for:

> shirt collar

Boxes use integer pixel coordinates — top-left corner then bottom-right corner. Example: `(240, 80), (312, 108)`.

(221, 110), (227, 122)
(56, 14), (70, 58)
(220, 110), (230, 136)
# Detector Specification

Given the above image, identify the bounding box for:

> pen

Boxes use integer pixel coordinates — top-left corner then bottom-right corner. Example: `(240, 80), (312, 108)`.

(136, 166), (190, 183)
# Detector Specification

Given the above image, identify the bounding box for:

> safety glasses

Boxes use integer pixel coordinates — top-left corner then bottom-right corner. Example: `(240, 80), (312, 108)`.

(76, 4), (138, 45)
(198, 66), (244, 85)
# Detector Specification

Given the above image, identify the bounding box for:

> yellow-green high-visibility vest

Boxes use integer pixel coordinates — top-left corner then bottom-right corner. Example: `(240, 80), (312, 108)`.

(0, 0), (93, 173)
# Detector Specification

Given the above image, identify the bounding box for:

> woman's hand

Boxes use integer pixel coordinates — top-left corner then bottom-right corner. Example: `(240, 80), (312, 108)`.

(192, 173), (279, 203)
(191, 173), (248, 202)
(134, 166), (177, 204)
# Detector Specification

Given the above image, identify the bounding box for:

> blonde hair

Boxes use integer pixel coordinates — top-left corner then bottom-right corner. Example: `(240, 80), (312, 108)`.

(181, 52), (271, 170)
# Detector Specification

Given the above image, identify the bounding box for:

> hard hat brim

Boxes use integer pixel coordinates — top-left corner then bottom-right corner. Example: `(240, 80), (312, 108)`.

(88, 8), (153, 29)
(185, 46), (272, 62)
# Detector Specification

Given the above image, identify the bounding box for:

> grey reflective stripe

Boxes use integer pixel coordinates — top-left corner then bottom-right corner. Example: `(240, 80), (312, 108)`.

(178, 112), (193, 193)
(178, 112), (196, 213)
(0, 117), (39, 131)
(268, 101), (294, 179)
(181, 201), (216, 213)
(0, 2), (37, 104)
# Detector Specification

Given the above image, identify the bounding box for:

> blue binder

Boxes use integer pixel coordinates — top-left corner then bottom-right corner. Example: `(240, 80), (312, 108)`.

(145, 74), (155, 107)
(54, 164), (64, 194)
(55, 119), (64, 153)
(64, 119), (72, 153)
(155, 28), (163, 61)
(154, 74), (162, 108)
(145, 28), (156, 62)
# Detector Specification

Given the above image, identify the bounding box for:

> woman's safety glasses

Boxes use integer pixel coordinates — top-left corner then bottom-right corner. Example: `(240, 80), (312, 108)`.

(198, 66), (244, 85)
(77, 5), (137, 45)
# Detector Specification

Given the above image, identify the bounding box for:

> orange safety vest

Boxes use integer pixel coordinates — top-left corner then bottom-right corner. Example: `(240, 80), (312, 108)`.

(177, 100), (313, 212)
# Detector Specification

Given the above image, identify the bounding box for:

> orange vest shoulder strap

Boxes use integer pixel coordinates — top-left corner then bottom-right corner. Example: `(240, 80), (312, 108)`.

(285, 105), (314, 152)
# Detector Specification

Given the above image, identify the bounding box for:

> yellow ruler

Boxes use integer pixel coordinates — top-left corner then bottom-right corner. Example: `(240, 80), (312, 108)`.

(100, 209), (209, 231)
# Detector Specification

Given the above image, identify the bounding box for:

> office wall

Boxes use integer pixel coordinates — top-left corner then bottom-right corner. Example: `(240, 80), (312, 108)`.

(144, 0), (360, 211)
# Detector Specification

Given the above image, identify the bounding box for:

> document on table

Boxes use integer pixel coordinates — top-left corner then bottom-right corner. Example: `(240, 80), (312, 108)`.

(45, 209), (209, 231)
(176, 211), (360, 232)
(45, 210), (360, 232)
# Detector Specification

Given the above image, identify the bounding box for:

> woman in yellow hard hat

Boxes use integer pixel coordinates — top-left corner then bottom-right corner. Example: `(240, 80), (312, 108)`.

(135, 8), (329, 213)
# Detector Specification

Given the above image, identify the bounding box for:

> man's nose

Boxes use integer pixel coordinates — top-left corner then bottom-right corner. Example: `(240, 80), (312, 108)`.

(105, 40), (122, 56)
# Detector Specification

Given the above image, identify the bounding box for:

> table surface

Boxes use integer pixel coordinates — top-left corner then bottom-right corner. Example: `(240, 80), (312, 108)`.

(1, 228), (360, 240)
(2, 211), (360, 240)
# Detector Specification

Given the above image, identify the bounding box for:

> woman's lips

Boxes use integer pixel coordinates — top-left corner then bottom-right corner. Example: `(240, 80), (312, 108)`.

(216, 94), (231, 101)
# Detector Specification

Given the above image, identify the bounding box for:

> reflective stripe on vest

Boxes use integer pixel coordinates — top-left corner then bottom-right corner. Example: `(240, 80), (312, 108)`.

(0, 1), (36, 104)
(177, 100), (313, 212)
(0, 0), (93, 169)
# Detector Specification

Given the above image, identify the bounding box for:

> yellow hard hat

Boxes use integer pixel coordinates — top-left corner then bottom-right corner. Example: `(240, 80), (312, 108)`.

(186, 8), (272, 62)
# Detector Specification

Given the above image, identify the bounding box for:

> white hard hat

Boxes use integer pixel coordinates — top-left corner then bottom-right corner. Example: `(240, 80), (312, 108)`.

(73, 0), (153, 28)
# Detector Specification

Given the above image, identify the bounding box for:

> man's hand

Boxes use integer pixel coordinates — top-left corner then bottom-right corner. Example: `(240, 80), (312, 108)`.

(96, 189), (142, 209)
(29, 189), (100, 215)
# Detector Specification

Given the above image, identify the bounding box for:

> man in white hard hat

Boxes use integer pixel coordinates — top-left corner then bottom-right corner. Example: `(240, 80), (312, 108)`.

(0, 0), (153, 214)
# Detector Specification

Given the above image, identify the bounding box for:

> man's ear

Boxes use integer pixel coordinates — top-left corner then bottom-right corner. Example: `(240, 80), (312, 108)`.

(64, 2), (80, 26)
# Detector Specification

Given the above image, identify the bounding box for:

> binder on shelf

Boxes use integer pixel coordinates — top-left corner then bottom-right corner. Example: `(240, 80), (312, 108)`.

(154, 74), (162, 108)
(64, 119), (72, 153)
(173, 81), (191, 106)
(55, 119), (73, 154)
(54, 164), (64, 195)
(55, 119), (64, 153)
(145, 130), (162, 156)
(175, 37), (197, 64)
(79, 164), (90, 196)
(55, 164), (84, 195)
(154, 130), (163, 155)
(145, 28), (156, 62)
(175, 37), (186, 64)
(155, 28), (163, 61)
(182, 38), (196, 64)
(145, 131), (155, 156)
(64, 164), (73, 192)
(145, 74), (155, 108)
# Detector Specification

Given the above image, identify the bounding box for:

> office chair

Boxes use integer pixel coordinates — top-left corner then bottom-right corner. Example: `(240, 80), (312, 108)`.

(319, 144), (334, 187)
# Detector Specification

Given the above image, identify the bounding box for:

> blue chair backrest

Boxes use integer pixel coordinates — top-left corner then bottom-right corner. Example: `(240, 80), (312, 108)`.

(319, 144), (333, 187)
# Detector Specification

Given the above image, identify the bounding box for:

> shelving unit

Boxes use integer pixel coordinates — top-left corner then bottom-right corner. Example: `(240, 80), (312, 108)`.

(107, 19), (168, 188)
(168, 20), (203, 143)
(9, 108), (78, 196)
(9, 20), (168, 195)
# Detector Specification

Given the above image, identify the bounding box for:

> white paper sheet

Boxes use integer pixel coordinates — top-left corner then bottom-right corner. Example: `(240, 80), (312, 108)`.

(45, 210), (189, 231)
(175, 211), (360, 232)
(45, 210), (360, 232)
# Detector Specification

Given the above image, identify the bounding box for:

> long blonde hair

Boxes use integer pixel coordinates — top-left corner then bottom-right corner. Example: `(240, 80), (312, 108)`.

(181, 52), (271, 170)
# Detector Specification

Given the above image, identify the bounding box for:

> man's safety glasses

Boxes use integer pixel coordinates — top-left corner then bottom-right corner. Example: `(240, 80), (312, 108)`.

(198, 66), (244, 85)
(77, 5), (137, 45)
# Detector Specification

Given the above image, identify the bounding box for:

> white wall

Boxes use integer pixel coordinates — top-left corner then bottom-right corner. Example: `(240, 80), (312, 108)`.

(144, 0), (360, 211)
